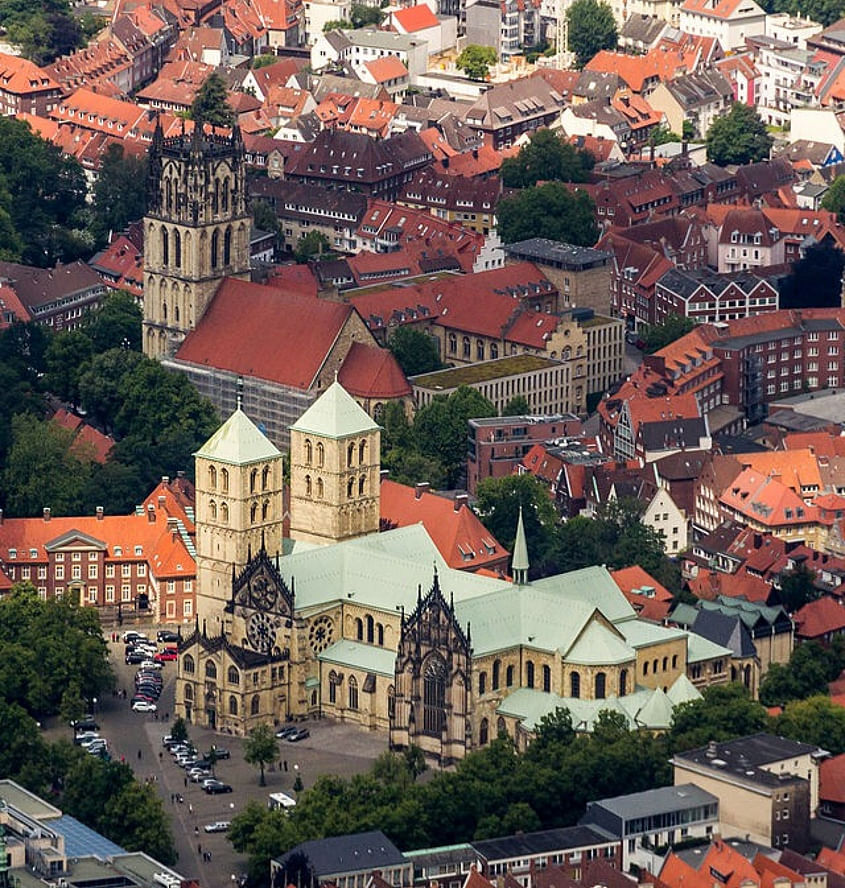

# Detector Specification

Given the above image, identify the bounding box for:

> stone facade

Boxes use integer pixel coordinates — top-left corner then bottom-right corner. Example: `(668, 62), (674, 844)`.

(143, 123), (251, 359)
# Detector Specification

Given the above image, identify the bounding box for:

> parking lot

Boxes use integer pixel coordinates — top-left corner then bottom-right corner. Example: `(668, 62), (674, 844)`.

(45, 632), (388, 888)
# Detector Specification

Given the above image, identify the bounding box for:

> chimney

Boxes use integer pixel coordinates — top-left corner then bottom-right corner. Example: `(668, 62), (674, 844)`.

(43, 507), (51, 522)
(161, 475), (170, 484)
(380, 469), (390, 481)
(177, 470), (185, 478)
(147, 503), (156, 523)
(96, 506), (104, 520)
(454, 493), (469, 512)
(158, 495), (166, 509)
(414, 482), (430, 499)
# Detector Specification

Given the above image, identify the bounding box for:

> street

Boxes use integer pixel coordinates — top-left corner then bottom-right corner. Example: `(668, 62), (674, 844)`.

(45, 634), (387, 888)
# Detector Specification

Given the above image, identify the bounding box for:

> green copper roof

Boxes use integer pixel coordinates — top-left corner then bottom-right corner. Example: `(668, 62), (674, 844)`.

(666, 672), (700, 705)
(290, 380), (380, 439)
(617, 618), (688, 649)
(194, 408), (281, 466)
(318, 639), (397, 676)
(512, 507), (529, 574)
(684, 630), (732, 664)
(635, 688), (675, 730)
(564, 621), (635, 666)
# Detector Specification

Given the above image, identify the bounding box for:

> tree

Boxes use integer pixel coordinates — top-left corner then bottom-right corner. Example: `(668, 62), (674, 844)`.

(86, 290), (143, 352)
(171, 716), (189, 743)
(779, 242), (845, 310)
(642, 314), (697, 354)
(759, 640), (842, 706)
(0, 0), (84, 65)
(44, 330), (95, 406)
(414, 386), (497, 487)
(502, 395), (530, 416)
(244, 723), (279, 786)
(388, 327), (443, 377)
(498, 183), (598, 246)
(706, 103), (773, 166)
(475, 474), (558, 569)
(294, 230), (330, 263)
(500, 129), (594, 188)
(773, 695), (845, 755)
(670, 683), (768, 752)
(0, 117), (87, 265)
(191, 72), (235, 128)
(777, 565), (821, 612)
(769, 0), (844, 27)
(566, 0), (617, 69)
(252, 199), (279, 235)
(91, 144), (147, 245)
(649, 124), (681, 147)
(822, 175), (845, 221)
(350, 3), (385, 26)
(456, 45), (497, 81)
(2, 414), (92, 517)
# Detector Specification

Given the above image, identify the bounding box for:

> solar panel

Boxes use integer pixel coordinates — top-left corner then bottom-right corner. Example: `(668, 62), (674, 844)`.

(52, 815), (127, 861)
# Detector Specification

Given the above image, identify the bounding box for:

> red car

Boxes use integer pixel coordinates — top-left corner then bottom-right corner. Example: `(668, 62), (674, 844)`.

(154, 650), (178, 662)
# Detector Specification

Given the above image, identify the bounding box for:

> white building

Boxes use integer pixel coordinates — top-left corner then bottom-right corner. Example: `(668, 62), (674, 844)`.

(304, 0), (351, 44)
(310, 27), (428, 80)
(765, 12), (823, 48)
(679, 0), (766, 51)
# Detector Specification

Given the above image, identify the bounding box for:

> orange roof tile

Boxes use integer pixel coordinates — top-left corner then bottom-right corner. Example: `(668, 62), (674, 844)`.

(380, 479), (508, 571)
(392, 3), (439, 31)
(817, 848), (845, 877)
(820, 754), (845, 805)
(737, 449), (822, 497)
(338, 341), (411, 399)
(794, 596), (845, 639)
(720, 467), (819, 529)
(0, 53), (61, 95)
(365, 55), (409, 83)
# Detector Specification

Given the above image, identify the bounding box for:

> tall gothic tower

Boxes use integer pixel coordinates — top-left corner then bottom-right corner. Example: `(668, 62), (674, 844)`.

(143, 120), (251, 359)
(194, 402), (284, 627)
(289, 380), (381, 546)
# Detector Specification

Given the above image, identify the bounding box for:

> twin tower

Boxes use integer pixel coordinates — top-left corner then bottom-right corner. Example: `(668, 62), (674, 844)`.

(193, 381), (382, 622)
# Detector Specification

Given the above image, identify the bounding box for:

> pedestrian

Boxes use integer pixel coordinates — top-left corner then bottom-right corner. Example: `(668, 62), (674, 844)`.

(184, 776), (188, 788)
(208, 851), (212, 862)
(137, 749), (142, 760)
(194, 826), (199, 836)
(189, 803), (193, 815)
(170, 793), (174, 804)
(165, 712), (169, 720)
(197, 844), (202, 856)
(283, 760), (288, 772)
(159, 751), (163, 761)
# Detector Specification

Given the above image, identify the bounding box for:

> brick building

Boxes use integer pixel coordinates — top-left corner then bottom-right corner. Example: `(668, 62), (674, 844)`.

(0, 53), (62, 117)
(654, 268), (780, 325)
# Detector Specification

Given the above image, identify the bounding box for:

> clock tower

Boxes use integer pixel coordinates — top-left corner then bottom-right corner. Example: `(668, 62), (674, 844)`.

(194, 400), (284, 629)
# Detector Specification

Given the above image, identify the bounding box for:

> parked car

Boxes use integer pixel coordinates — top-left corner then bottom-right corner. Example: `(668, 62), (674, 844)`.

(189, 769), (212, 782)
(154, 650), (177, 663)
(71, 718), (99, 732)
(132, 700), (158, 713)
(157, 630), (180, 643)
(204, 781), (233, 794)
(287, 728), (310, 742)
(203, 821), (230, 833)
(131, 694), (156, 705)
(125, 651), (146, 665)
(122, 631), (147, 643)
(73, 731), (100, 746)
(140, 660), (163, 671)
(275, 726), (297, 739)
(209, 746), (230, 759)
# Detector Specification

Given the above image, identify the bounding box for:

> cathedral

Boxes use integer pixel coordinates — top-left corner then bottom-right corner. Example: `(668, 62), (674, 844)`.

(175, 382), (725, 764)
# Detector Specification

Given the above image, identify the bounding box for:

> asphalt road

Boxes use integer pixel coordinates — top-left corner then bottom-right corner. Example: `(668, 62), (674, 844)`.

(46, 633), (387, 888)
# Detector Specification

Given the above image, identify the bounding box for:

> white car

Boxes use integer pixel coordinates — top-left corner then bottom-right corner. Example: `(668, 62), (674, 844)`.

(203, 821), (230, 833)
(140, 660), (163, 671)
(132, 700), (158, 713)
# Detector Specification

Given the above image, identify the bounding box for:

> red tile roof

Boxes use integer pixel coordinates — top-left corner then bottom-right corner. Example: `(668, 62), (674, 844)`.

(720, 467), (819, 529)
(365, 55), (409, 83)
(817, 848), (845, 877)
(380, 479), (508, 571)
(794, 595), (845, 640)
(263, 264), (319, 298)
(820, 754), (845, 805)
(392, 3), (439, 31)
(338, 341), (412, 399)
(52, 408), (114, 464)
(0, 53), (61, 95)
(175, 278), (356, 390)
(784, 432), (845, 458)
(681, 0), (754, 20)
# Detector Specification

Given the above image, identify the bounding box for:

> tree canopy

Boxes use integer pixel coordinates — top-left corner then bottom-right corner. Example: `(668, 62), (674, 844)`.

(456, 45), (497, 80)
(191, 72), (235, 128)
(387, 327), (444, 377)
(91, 144), (148, 247)
(779, 242), (845, 310)
(706, 103), (773, 166)
(642, 314), (697, 354)
(566, 0), (617, 68)
(822, 175), (845, 221)
(498, 183), (598, 246)
(244, 723), (279, 786)
(294, 230), (330, 263)
(769, 0), (845, 27)
(0, 0), (83, 64)
(759, 638), (844, 707)
(500, 129), (594, 188)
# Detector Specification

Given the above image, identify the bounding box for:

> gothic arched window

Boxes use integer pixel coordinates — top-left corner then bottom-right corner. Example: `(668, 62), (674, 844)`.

(347, 477), (354, 499)
(250, 468), (258, 493)
(422, 656), (447, 736)
(228, 667), (240, 685)
(222, 177), (230, 213)
(543, 664), (551, 693)
(305, 475), (312, 497)
(358, 475), (365, 496)
(221, 468), (229, 492)
(387, 685), (395, 720)
(208, 465), (217, 490)
(174, 229), (181, 268)
(595, 672), (606, 700)
(250, 502), (257, 524)
(478, 671), (487, 695)
(570, 671), (580, 698)
(205, 661), (217, 680)
(221, 502), (229, 524)
(329, 670), (338, 704)
(262, 465), (270, 491)
(316, 443), (324, 467)
(359, 440), (366, 463)
(250, 695), (260, 715)
(262, 501), (269, 521)
(211, 229), (219, 269)
(366, 615), (374, 643)
(209, 500), (217, 520)
(224, 226), (232, 266)
(305, 440), (313, 464)
(480, 718), (489, 745)
(492, 660), (501, 690)
(620, 668), (628, 697)
(183, 655), (195, 674)
(376, 623), (384, 646)
(348, 676), (358, 710)
(497, 717), (507, 737)
(347, 442), (355, 467)
(161, 227), (169, 266)
(526, 660), (535, 688)
(355, 619), (363, 640)
(316, 478), (324, 498)
(228, 696), (238, 715)
(506, 664), (514, 687)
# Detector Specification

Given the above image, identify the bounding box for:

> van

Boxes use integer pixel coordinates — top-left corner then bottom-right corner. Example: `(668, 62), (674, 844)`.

(268, 792), (296, 811)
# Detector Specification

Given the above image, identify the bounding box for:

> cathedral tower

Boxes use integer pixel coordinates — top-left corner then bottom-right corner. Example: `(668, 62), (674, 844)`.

(143, 120), (251, 359)
(289, 380), (381, 546)
(194, 403), (284, 626)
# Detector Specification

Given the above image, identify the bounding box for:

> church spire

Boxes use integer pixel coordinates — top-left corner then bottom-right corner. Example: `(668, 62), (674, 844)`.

(512, 506), (530, 587)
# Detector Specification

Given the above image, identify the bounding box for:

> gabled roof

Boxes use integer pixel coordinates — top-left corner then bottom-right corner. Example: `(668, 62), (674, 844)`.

(379, 479), (506, 572)
(290, 379), (380, 439)
(794, 595), (845, 639)
(392, 3), (439, 32)
(195, 407), (280, 466)
(338, 341), (411, 399)
(821, 754), (845, 804)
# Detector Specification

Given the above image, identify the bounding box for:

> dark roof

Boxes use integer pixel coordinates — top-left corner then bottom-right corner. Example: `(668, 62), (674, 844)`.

(584, 784), (719, 822)
(640, 417), (708, 452)
(674, 733), (827, 780)
(274, 831), (405, 876)
(0, 260), (103, 309)
(657, 267), (773, 300)
(735, 156), (794, 198)
(504, 238), (611, 269)
(654, 451), (708, 481)
(250, 179), (368, 220)
(690, 608), (757, 658)
(471, 826), (613, 862)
